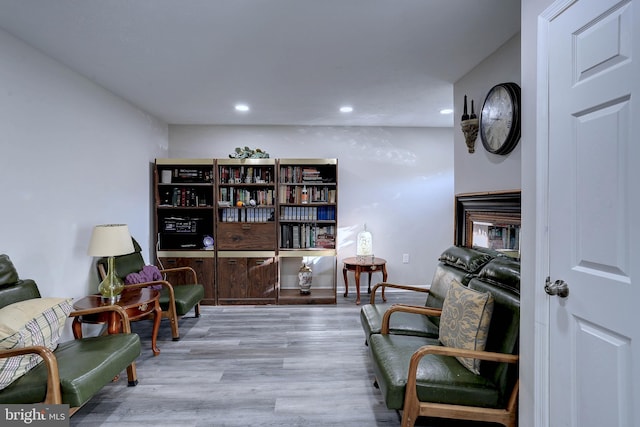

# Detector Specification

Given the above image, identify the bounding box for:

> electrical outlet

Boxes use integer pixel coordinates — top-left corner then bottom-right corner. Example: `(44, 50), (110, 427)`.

(402, 253), (410, 264)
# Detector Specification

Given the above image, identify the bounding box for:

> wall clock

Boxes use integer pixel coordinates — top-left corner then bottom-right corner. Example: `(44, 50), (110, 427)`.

(479, 82), (521, 155)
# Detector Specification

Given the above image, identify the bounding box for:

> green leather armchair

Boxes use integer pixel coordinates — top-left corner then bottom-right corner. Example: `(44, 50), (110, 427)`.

(0, 254), (141, 415)
(97, 238), (204, 341)
(360, 246), (496, 343)
(368, 257), (520, 427)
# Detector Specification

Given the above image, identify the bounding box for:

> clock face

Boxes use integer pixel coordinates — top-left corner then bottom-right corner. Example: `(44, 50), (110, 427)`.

(480, 83), (521, 155)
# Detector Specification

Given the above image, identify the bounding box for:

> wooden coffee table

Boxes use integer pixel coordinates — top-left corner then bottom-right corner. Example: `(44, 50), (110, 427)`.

(72, 288), (162, 356)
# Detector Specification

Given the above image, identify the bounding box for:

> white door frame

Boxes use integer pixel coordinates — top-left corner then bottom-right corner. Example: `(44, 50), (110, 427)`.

(533, 1), (576, 426)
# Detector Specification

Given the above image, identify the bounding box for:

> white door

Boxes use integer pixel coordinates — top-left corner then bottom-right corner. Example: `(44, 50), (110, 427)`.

(547, 0), (639, 426)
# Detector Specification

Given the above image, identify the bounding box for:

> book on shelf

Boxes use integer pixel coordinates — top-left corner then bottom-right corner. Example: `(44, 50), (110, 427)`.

(279, 224), (335, 249)
(278, 205), (336, 221)
(221, 207), (275, 223)
(219, 166), (273, 184)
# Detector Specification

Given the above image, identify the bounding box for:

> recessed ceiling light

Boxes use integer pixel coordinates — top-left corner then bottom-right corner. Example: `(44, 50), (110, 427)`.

(339, 106), (353, 113)
(439, 108), (454, 115)
(235, 104), (250, 112)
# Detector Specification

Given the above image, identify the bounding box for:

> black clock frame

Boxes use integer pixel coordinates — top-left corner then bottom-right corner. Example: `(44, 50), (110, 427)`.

(479, 82), (521, 155)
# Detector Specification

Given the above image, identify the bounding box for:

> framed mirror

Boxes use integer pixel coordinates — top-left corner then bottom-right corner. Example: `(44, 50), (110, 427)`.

(454, 190), (521, 259)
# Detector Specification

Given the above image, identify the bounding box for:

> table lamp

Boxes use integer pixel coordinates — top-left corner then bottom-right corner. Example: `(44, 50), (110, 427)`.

(87, 224), (135, 303)
(356, 223), (374, 263)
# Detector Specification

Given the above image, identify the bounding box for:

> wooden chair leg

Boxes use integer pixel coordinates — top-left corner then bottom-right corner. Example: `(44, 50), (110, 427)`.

(400, 400), (419, 427)
(402, 352), (421, 427)
(126, 362), (138, 386)
(170, 310), (180, 341)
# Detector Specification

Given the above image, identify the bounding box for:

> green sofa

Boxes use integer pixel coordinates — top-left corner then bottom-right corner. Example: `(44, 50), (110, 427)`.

(0, 254), (141, 415)
(360, 246), (496, 343)
(367, 255), (520, 427)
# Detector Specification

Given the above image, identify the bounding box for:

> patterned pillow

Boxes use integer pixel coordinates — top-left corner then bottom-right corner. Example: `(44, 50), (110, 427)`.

(0, 297), (73, 390)
(439, 280), (494, 374)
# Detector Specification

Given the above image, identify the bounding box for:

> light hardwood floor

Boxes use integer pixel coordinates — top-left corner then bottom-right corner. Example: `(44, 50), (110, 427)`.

(71, 292), (500, 427)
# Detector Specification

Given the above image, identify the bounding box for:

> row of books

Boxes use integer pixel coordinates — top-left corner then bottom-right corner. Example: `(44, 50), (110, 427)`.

(278, 185), (336, 204)
(279, 166), (334, 183)
(279, 205), (336, 221)
(220, 207), (275, 222)
(218, 166), (273, 184)
(280, 224), (336, 249)
(160, 188), (210, 207)
(218, 188), (275, 206)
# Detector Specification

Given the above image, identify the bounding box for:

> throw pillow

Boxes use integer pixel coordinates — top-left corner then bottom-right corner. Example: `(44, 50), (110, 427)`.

(125, 265), (163, 290)
(439, 280), (494, 374)
(0, 297), (73, 390)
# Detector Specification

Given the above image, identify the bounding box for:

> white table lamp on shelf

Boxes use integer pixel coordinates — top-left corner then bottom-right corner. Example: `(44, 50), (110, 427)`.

(87, 224), (135, 303)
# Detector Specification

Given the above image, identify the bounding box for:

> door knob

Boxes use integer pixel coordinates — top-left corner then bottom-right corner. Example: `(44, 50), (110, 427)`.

(545, 277), (569, 298)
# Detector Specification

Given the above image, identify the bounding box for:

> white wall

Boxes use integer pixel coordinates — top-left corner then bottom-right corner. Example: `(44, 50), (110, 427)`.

(454, 33), (522, 194)
(169, 125), (454, 290)
(0, 29), (168, 301)
(454, 30), (526, 424)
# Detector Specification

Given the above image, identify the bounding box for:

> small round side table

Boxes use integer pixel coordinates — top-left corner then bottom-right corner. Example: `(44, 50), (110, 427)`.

(342, 257), (388, 305)
(72, 287), (161, 356)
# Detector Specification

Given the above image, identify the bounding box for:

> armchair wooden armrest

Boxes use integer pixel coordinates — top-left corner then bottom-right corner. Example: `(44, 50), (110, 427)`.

(380, 304), (442, 334)
(370, 282), (430, 304)
(159, 266), (198, 284)
(402, 344), (519, 427)
(0, 346), (62, 404)
(123, 280), (176, 306)
(70, 303), (133, 334)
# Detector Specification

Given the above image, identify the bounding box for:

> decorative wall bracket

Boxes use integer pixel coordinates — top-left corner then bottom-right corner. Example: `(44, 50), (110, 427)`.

(461, 118), (479, 153)
(460, 94), (479, 153)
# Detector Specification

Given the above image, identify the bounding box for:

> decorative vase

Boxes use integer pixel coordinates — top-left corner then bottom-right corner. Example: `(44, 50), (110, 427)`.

(298, 263), (312, 294)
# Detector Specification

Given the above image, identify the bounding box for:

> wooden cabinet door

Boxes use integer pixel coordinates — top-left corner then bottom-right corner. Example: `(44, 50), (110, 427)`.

(158, 257), (216, 305)
(187, 257), (215, 305)
(247, 257), (277, 301)
(217, 257), (248, 304)
(217, 256), (277, 304)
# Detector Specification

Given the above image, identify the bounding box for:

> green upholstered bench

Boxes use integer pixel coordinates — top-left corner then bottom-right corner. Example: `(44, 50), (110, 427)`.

(0, 254), (141, 416)
(360, 246), (496, 343)
(368, 257), (520, 427)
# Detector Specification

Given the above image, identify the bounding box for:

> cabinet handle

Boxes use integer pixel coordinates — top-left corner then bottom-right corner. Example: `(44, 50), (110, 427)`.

(241, 224), (251, 230)
(167, 259), (177, 264)
(195, 259), (203, 263)
(255, 260), (265, 265)
(227, 259), (238, 265)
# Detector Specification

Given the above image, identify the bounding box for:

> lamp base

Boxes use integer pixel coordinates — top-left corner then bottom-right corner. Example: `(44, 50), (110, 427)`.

(99, 256), (124, 304)
(100, 294), (121, 304)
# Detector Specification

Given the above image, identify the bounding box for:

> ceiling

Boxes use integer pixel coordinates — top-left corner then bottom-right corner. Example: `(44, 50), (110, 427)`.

(0, 0), (520, 127)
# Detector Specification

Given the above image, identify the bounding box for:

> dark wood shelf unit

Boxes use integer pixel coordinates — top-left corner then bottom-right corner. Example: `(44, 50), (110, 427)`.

(154, 159), (216, 303)
(154, 158), (338, 305)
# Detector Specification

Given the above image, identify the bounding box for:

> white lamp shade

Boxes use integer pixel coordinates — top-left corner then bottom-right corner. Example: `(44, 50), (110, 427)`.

(87, 224), (135, 257)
